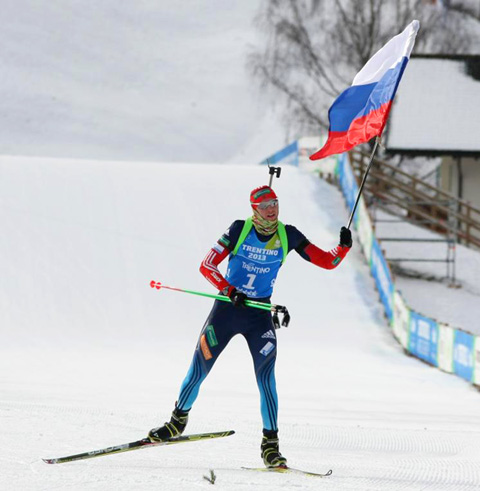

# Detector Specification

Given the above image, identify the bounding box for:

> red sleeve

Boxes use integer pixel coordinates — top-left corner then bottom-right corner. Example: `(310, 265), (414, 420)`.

(199, 243), (231, 292)
(302, 243), (350, 270)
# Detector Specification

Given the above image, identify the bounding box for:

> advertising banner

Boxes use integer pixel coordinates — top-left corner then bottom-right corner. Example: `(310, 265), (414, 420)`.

(260, 141), (299, 167)
(337, 153), (359, 218)
(453, 330), (475, 382)
(437, 323), (454, 373)
(409, 311), (438, 366)
(392, 291), (410, 349)
(474, 336), (480, 386)
(356, 197), (374, 263)
(371, 237), (394, 321)
(332, 149), (478, 389)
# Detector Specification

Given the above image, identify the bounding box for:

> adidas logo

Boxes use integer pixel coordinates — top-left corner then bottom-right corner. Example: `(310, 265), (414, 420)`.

(262, 330), (275, 340)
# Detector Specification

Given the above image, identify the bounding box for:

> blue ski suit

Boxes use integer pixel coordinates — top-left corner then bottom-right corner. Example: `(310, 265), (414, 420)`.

(176, 219), (348, 431)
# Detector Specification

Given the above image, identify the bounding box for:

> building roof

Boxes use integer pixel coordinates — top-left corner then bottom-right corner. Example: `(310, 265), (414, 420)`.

(385, 54), (480, 157)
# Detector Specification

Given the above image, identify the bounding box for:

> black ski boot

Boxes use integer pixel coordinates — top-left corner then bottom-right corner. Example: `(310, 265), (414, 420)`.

(148, 406), (189, 442)
(261, 429), (287, 468)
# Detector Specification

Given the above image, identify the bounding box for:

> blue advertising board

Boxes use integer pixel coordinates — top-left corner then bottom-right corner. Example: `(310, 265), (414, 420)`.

(370, 237), (394, 321)
(337, 153), (359, 220)
(409, 311), (438, 366)
(260, 141), (299, 167)
(453, 330), (475, 382)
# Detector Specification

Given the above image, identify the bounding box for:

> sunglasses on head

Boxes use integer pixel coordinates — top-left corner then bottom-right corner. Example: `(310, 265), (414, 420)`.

(256, 199), (278, 210)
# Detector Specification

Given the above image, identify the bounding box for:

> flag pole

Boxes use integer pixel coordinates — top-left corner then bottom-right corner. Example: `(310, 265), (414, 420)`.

(346, 136), (380, 230)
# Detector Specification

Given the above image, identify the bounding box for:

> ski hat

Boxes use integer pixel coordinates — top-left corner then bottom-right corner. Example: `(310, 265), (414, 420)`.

(250, 185), (278, 207)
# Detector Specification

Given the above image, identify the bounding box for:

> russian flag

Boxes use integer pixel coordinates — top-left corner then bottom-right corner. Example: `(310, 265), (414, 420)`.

(310, 20), (419, 161)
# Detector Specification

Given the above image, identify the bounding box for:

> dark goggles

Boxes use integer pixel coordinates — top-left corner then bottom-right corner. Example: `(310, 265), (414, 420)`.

(256, 199), (278, 210)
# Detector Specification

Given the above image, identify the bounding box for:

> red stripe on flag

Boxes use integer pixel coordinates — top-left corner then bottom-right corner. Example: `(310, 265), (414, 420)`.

(310, 101), (393, 160)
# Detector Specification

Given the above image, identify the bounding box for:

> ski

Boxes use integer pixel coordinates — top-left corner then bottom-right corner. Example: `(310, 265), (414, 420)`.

(43, 430), (235, 464)
(242, 465), (332, 478)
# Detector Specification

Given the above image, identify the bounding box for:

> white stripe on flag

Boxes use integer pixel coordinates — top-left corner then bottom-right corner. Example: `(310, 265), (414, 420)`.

(353, 20), (419, 86)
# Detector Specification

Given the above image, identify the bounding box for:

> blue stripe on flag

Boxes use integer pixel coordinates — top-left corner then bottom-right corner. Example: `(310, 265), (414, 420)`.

(329, 57), (408, 132)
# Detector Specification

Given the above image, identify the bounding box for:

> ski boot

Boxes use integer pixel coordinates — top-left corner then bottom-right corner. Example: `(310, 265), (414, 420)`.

(261, 429), (287, 468)
(148, 406), (189, 442)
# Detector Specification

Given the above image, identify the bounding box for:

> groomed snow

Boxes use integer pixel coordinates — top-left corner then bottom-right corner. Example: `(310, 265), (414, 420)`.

(1, 157), (479, 490)
(0, 1), (285, 164)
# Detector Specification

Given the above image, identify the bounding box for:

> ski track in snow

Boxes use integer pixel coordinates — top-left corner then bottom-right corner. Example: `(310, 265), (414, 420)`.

(1, 159), (480, 490)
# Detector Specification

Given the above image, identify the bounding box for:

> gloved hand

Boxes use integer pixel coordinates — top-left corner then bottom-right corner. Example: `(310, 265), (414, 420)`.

(227, 287), (248, 308)
(339, 226), (353, 248)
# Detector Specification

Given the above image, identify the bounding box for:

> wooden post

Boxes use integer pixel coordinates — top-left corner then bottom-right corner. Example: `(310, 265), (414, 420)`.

(466, 202), (471, 247)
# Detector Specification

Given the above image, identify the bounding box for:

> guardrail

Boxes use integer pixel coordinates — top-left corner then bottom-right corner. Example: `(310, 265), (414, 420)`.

(336, 152), (480, 389)
(259, 141), (299, 167)
(350, 149), (480, 250)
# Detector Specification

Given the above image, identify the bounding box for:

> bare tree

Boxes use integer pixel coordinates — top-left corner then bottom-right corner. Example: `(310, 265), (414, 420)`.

(447, 0), (480, 23)
(250, 0), (480, 137)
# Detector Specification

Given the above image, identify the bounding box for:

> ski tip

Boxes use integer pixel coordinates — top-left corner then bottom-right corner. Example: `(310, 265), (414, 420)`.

(42, 458), (56, 465)
(242, 465), (333, 477)
(212, 430), (235, 437)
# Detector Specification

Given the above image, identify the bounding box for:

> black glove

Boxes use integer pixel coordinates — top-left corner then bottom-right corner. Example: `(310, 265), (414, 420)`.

(227, 287), (248, 308)
(339, 226), (353, 248)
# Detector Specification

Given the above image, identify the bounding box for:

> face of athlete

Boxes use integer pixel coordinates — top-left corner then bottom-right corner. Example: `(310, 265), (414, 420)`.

(256, 199), (279, 222)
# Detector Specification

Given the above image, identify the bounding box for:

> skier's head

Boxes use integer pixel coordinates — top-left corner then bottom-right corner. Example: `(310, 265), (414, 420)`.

(250, 185), (279, 223)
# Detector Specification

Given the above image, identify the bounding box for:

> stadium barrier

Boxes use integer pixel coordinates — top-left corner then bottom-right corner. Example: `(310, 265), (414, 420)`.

(335, 152), (480, 389)
(259, 141), (299, 167)
(259, 141), (479, 389)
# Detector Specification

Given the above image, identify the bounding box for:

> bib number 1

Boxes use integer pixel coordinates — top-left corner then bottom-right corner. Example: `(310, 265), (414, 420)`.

(242, 274), (256, 290)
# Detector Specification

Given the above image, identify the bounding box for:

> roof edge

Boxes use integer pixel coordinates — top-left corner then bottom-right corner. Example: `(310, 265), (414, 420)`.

(385, 147), (480, 158)
(411, 53), (480, 61)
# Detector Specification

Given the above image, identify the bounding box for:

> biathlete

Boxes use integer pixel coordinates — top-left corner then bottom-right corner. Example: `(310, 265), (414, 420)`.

(148, 185), (352, 467)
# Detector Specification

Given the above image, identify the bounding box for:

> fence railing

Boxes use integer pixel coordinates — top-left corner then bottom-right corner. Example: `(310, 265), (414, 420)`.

(349, 149), (480, 250)
(334, 152), (480, 389)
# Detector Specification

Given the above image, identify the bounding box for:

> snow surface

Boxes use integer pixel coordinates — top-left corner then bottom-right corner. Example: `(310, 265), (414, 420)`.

(1, 157), (480, 490)
(387, 58), (480, 152)
(0, 1), (286, 164)
(373, 208), (480, 334)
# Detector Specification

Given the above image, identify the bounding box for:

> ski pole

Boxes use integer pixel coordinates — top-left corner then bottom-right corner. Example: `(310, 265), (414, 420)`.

(346, 136), (380, 229)
(150, 280), (271, 310)
(149, 280), (290, 327)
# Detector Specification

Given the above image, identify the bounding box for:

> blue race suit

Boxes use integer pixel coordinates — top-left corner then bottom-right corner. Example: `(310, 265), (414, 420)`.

(176, 220), (308, 431)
